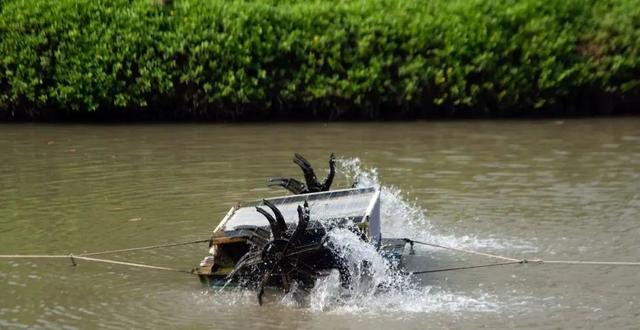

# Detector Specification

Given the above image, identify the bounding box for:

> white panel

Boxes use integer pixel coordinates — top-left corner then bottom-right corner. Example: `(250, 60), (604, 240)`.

(365, 189), (381, 244)
(220, 187), (378, 231)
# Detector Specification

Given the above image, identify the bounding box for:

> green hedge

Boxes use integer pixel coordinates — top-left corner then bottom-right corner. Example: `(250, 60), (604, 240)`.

(0, 0), (638, 120)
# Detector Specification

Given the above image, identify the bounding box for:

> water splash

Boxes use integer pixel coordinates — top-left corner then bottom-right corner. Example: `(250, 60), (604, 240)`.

(301, 223), (503, 314)
(337, 157), (536, 252)
(308, 227), (412, 312)
(280, 157), (534, 314)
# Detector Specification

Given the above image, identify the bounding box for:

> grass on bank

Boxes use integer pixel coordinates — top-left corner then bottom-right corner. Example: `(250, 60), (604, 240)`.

(0, 0), (638, 120)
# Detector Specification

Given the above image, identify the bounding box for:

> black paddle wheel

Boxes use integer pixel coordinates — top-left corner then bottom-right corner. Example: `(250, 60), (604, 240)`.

(268, 153), (336, 195)
(195, 154), (387, 305)
(223, 199), (350, 305)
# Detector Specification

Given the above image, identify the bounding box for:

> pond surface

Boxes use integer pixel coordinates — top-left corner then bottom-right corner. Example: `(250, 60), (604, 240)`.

(1, 119), (639, 329)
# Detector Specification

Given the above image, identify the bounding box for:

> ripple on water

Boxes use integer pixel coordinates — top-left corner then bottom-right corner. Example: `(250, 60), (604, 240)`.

(2, 121), (640, 329)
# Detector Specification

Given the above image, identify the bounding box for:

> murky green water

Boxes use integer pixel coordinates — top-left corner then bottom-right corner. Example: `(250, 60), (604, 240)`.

(1, 119), (639, 329)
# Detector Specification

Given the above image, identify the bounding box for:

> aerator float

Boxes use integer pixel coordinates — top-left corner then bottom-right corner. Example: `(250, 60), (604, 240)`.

(195, 154), (407, 304)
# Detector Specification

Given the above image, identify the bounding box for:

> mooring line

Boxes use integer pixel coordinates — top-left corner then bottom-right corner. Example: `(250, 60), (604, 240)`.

(70, 255), (194, 274)
(404, 238), (521, 262)
(403, 238), (640, 274)
(79, 239), (210, 257)
(529, 259), (640, 266)
(411, 260), (525, 274)
(0, 253), (194, 274)
(0, 238), (210, 259)
(410, 259), (640, 275)
(3, 238), (640, 277)
(0, 254), (69, 259)
(0, 239), (211, 274)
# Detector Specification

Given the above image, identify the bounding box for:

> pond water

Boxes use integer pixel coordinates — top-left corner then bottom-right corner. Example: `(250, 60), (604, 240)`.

(1, 118), (639, 329)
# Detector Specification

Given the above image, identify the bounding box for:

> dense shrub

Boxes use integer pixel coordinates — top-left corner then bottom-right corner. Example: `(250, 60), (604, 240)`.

(0, 0), (638, 120)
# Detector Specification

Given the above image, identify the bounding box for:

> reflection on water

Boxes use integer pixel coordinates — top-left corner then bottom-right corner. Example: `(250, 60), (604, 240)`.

(1, 119), (639, 329)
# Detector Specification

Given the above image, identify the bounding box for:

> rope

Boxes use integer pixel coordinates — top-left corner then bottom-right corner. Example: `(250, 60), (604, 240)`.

(0, 238), (209, 259)
(529, 259), (640, 266)
(79, 239), (210, 257)
(0, 238), (211, 274)
(4, 238), (640, 277)
(0, 254), (193, 274)
(404, 238), (521, 262)
(403, 238), (640, 274)
(0, 254), (69, 259)
(411, 260), (525, 274)
(410, 259), (640, 275)
(71, 255), (194, 274)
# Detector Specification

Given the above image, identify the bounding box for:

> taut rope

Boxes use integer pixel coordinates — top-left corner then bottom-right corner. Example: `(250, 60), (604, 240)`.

(79, 239), (210, 257)
(404, 239), (521, 262)
(3, 238), (640, 276)
(0, 238), (210, 274)
(410, 260), (525, 274)
(403, 238), (640, 274)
